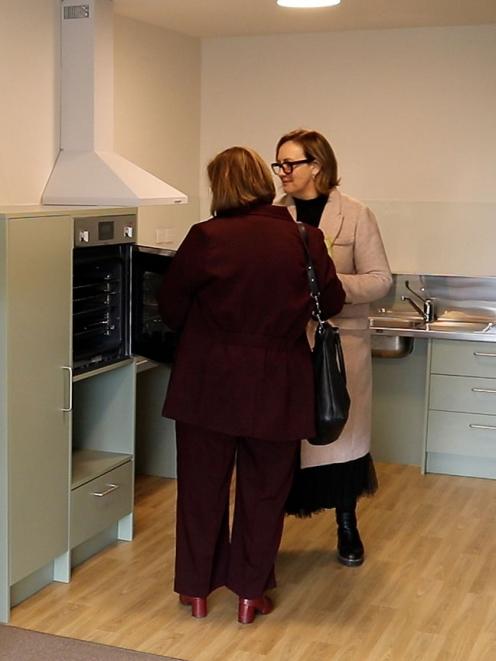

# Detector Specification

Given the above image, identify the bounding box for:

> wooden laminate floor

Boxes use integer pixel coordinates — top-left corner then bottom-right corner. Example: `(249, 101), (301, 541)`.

(10, 463), (496, 660)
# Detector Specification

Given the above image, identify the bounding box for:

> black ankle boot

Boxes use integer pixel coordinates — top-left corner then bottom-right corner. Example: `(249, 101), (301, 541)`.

(336, 510), (364, 567)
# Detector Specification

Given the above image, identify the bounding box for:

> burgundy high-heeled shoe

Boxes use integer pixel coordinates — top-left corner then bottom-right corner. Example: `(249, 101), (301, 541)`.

(179, 594), (208, 618)
(238, 595), (273, 624)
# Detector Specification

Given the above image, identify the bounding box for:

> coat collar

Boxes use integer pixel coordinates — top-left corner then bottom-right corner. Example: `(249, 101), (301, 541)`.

(249, 203), (294, 221)
(215, 203), (293, 222)
(275, 187), (344, 242)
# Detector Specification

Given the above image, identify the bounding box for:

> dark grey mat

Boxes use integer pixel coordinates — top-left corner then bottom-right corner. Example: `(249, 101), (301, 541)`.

(0, 625), (184, 661)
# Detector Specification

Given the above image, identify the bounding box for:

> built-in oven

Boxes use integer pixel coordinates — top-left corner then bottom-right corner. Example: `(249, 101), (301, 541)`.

(73, 214), (177, 375)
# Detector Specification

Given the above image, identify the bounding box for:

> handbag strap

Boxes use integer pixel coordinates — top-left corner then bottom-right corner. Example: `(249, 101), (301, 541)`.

(297, 223), (347, 385)
(297, 222), (324, 324)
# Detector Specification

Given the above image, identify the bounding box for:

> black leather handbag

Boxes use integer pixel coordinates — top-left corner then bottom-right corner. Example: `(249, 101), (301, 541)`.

(297, 223), (350, 445)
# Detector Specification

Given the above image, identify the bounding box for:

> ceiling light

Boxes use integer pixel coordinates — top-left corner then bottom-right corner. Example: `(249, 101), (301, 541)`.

(277, 0), (341, 7)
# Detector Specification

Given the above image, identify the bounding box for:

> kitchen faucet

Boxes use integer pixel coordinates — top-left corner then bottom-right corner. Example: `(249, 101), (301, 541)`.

(401, 280), (435, 323)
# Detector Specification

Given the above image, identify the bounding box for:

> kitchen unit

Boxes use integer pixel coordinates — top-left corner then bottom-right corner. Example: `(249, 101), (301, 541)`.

(426, 340), (496, 478)
(370, 274), (496, 476)
(371, 338), (429, 466)
(0, 206), (175, 623)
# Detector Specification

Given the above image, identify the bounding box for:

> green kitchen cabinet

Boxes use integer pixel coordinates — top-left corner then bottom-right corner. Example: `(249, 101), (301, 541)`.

(0, 207), (136, 623)
(425, 339), (496, 478)
(0, 210), (72, 622)
(371, 338), (429, 466)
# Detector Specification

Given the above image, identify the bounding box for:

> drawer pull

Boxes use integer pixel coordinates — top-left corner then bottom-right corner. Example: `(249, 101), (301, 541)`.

(90, 483), (120, 497)
(471, 388), (496, 394)
(473, 352), (496, 358)
(469, 424), (496, 431)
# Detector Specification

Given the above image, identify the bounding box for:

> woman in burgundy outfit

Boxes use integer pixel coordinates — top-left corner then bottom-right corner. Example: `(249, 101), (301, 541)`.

(158, 146), (345, 623)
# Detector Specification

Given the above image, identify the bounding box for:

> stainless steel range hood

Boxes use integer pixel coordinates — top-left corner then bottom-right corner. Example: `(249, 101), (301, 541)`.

(42, 0), (187, 206)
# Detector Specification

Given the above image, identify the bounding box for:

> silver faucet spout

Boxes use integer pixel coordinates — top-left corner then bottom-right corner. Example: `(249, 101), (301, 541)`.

(402, 280), (435, 323)
(405, 279), (426, 303)
(401, 296), (424, 319)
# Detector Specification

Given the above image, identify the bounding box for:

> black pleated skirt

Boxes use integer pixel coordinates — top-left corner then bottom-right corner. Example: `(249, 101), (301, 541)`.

(285, 452), (378, 517)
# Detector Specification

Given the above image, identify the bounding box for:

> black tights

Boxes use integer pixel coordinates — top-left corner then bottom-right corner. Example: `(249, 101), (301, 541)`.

(335, 496), (357, 514)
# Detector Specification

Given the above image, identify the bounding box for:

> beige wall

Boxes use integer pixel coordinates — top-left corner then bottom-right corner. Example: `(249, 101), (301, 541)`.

(0, 0), (59, 205)
(2, 5), (494, 273)
(114, 16), (201, 247)
(201, 26), (496, 276)
(0, 3), (201, 249)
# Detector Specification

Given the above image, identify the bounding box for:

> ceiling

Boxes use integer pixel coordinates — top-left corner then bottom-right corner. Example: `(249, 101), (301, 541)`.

(114, 0), (496, 38)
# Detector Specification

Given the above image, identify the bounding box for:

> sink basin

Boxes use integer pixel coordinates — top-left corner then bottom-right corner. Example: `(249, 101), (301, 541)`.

(369, 317), (423, 329)
(371, 334), (414, 357)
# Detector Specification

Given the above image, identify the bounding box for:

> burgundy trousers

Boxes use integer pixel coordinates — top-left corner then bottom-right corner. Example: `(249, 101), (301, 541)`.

(173, 421), (299, 599)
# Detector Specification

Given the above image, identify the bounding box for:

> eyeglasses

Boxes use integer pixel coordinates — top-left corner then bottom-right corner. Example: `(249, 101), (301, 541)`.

(270, 159), (314, 176)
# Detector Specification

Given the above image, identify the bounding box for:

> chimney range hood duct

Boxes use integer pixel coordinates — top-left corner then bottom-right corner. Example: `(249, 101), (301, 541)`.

(42, 0), (187, 206)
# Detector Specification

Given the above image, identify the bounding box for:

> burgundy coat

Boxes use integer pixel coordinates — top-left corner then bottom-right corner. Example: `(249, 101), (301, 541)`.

(158, 204), (345, 441)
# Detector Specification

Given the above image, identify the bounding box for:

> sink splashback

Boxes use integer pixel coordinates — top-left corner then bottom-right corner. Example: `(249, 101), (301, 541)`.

(372, 274), (496, 322)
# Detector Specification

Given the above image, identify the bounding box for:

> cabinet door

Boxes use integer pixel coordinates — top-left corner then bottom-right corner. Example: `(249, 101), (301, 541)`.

(8, 216), (72, 584)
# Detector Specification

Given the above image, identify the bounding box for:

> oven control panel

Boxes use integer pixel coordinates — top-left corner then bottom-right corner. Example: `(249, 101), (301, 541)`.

(74, 214), (137, 247)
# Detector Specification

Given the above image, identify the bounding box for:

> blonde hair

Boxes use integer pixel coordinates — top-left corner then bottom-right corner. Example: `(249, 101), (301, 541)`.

(207, 146), (275, 216)
(276, 129), (340, 194)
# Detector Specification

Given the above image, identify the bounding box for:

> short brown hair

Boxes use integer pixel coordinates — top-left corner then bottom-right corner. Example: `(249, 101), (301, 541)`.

(276, 129), (340, 194)
(207, 146), (275, 216)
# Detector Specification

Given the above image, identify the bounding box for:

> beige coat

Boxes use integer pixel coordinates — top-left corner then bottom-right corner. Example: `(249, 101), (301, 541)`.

(276, 188), (392, 468)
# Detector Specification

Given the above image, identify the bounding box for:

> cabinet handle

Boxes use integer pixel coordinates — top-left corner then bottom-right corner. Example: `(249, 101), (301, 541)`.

(61, 366), (73, 412)
(469, 424), (496, 431)
(471, 388), (496, 394)
(473, 352), (496, 358)
(90, 483), (120, 497)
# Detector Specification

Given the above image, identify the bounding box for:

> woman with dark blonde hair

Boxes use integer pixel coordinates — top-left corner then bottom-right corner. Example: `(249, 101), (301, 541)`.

(158, 146), (345, 623)
(273, 129), (392, 567)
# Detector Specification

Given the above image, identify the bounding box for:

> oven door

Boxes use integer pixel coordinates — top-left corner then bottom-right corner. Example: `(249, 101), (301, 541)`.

(131, 245), (178, 363)
(73, 244), (130, 374)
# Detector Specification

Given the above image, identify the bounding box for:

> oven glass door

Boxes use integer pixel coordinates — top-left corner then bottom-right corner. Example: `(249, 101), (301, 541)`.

(73, 244), (130, 374)
(131, 246), (178, 363)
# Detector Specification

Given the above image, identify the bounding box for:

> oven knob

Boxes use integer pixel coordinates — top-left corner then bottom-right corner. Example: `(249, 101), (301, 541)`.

(79, 230), (90, 243)
(124, 226), (134, 238)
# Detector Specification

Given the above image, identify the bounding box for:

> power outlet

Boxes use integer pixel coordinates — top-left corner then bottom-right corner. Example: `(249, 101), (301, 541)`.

(155, 227), (173, 244)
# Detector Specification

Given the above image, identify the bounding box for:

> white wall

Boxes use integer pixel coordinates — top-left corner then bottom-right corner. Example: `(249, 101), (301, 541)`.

(201, 26), (496, 276)
(0, 3), (201, 249)
(2, 7), (494, 272)
(0, 0), (59, 205)
(114, 16), (201, 247)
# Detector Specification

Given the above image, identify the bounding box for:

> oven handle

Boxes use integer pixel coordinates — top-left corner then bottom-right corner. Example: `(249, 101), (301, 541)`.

(61, 366), (73, 412)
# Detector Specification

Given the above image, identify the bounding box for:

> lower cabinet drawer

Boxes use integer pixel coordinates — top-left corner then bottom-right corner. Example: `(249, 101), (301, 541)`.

(431, 340), (496, 378)
(426, 410), (496, 459)
(70, 461), (133, 549)
(430, 374), (496, 415)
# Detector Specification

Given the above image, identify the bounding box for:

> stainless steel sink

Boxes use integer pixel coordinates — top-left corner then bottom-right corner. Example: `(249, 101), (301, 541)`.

(369, 316), (419, 357)
(369, 317), (423, 329)
(371, 333), (414, 358)
(369, 315), (496, 357)
(369, 315), (496, 338)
